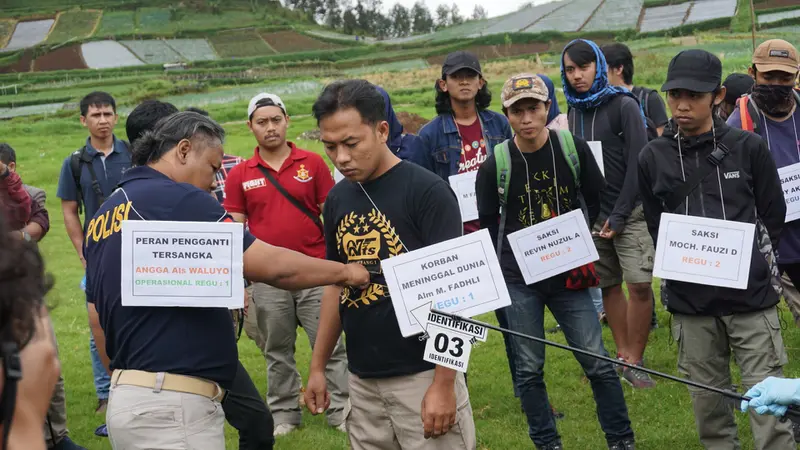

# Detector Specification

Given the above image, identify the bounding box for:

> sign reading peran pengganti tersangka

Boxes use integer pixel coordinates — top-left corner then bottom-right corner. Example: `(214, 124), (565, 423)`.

(121, 220), (244, 309)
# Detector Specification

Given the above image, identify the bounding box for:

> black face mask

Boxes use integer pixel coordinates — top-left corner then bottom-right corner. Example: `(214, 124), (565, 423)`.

(751, 84), (796, 117)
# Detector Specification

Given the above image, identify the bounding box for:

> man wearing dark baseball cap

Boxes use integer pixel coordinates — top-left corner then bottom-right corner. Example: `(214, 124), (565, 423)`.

(416, 50), (512, 219)
(718, 73), (754, 121)
(639, 49), (794, 449)
(728, 39), (800, 342)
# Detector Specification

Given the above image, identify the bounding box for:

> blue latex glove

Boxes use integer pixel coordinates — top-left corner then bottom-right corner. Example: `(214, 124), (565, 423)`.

(80, 274), (87, 292)
(740, 377), (800, 417)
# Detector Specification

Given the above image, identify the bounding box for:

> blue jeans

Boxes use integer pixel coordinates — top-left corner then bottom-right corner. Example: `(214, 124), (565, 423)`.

(89, 330), (110, 400)
(590, 287), (604, 314)
(84, 276), (110, 401)
(504, 281), (634, 447)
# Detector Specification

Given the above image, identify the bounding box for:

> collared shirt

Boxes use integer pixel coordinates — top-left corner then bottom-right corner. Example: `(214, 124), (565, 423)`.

(84, 166), (256, 389)
(213, 154), (244, 203)
(56, 135), (131, 230)
(223, 142), (334, 259)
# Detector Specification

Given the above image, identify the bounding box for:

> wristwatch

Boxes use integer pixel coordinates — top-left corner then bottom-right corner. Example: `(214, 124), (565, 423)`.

(20, 230), (31, 241)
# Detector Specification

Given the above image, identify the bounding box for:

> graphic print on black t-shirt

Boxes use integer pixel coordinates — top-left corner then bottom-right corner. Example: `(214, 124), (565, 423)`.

(515, 163), (574, 227)
(323, 161), (463, 378)
(336, 209), (405, 308)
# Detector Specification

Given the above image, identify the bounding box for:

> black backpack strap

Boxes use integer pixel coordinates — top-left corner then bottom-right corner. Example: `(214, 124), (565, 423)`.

(664, 130), (737, 212)
(79, 149), (106, 207)
(1, 342), (21, 450)
(69, 148), (84, 215)
(637, 88), (650, 118)
(256, 165), (324, 233)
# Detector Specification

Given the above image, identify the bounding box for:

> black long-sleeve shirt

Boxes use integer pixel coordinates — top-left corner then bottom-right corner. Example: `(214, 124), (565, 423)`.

(568, 95), (648, 232)
(638, 120), (785, 316)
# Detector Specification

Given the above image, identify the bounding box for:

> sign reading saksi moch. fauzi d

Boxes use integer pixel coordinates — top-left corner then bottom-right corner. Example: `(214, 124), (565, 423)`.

(121, 220), (245, 309)
(381, 229), (511, 338)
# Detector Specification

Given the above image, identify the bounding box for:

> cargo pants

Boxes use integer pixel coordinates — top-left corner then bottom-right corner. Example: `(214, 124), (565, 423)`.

(672, 307), (795, 450)
(250, 283), (349, 427)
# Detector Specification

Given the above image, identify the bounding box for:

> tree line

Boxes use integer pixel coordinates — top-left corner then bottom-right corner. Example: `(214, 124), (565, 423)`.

(285, 0), (489, 39)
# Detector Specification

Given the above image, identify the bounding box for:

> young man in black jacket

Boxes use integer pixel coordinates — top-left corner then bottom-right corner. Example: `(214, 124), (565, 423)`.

(638, 49), (794, 450)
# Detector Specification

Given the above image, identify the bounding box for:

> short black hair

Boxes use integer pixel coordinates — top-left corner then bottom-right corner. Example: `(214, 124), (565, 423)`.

(127, 100), (179, 145)
(312, 79), (386, 126)
(131, 111), (225, 166)
(434, 80), (492, 115)
(0, 143), (15, 164)
(185, 107), (209, 116)
(602, 43), (634, 85)
(80, 91), (117, 116)
(564, 40), (596, 67)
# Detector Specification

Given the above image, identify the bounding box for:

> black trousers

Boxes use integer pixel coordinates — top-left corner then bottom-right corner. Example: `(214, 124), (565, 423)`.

(222, 361), (275, 450)
(781, 263), (800, 290)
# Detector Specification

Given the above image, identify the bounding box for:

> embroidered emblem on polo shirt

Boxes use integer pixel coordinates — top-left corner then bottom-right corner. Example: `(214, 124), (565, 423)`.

(294, 164), (313, 183)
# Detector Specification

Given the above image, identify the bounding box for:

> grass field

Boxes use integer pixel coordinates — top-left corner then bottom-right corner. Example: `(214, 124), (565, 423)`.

(3, 30), (800, 449)
(46, 10), (101, 44)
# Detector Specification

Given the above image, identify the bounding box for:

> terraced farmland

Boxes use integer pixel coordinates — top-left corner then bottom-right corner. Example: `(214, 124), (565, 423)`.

(684, 0), (737, 24)
(209, 29), (275, 58)
(95, 11), (135, 36)
(81, 40), (143, 69)
(483, 1), (568, 34)
(343, 59), (429, 76)
(0, 20), (16, 49)
(121, 40), (183, 64)
(33, 43), (87, 71)
(640, 3), (691, 32)
(165, 39), (217, 61)
(583, 0), (644, 31)
(3, 19), (54, 51)
(135, 8), (280, 34)
(260, 31), (338, 53)
(46, 10), (101, 43)
(759, 8), (800, 25)
(527, 0), (603, 32)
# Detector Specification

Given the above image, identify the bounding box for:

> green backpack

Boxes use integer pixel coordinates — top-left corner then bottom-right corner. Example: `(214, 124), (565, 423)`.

(494, 129), (588, 256)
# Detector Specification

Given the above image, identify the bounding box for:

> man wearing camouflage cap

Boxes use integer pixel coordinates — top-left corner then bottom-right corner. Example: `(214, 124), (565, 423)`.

(475, 74), (635, 450)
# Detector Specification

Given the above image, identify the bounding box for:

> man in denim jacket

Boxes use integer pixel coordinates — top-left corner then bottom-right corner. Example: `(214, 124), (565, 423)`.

(415, 51), (512, 185)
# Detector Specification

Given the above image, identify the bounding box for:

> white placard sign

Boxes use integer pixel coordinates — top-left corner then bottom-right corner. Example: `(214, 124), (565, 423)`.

(121, 220), (245, 308)
(506, 209), (599, 285)
(653, 213), (755, 289)
(588, 141), (604, 176)
(423, 324), (473, 373)
(448, 171), (479, 223)
(779, 162), (800, 223)
(381, 228), (511, 337)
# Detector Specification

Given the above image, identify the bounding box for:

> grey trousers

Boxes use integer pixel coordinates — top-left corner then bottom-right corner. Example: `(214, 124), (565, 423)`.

(44, 319), (68, 447)
(672, 307), (794, 450)
(250, 283), (349, 426)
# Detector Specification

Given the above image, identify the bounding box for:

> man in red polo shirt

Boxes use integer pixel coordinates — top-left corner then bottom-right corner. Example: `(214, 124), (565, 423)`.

(224, 93), (349, 436)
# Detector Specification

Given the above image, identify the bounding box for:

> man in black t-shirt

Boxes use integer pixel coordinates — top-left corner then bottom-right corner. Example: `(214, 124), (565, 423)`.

(304, 80), (476, 449)
(603, 43), (669, 137)
(476, 74), (634, 450)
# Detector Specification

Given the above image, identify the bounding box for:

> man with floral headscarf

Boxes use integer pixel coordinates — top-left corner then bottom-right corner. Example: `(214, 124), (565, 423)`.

(561, 39), (655, 389)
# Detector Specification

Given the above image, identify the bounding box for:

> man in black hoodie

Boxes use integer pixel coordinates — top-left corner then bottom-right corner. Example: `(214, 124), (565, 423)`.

(638, 49), (793, 449)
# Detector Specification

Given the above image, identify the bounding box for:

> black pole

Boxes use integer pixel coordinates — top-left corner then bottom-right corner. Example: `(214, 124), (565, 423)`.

(430, 308), (800, 422)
